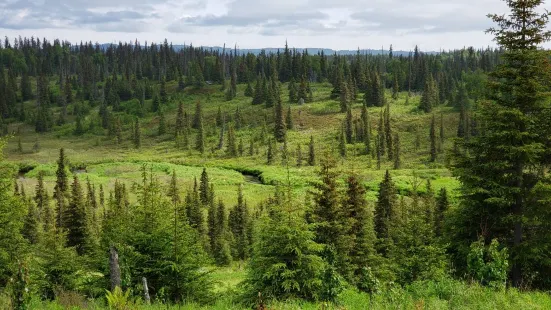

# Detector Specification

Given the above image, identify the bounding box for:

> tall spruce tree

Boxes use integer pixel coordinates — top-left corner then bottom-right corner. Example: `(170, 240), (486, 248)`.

(310, 156), (342, 249)
(308, 135), (316, 166)
(54, 148), (69, 229)
(286, 106), (294, 130)
(453, 0), (551, 287)
(374, 170), (397, 255)
(229, 184), (250, 260)
(344, 173), (378, 283)
(345, 107), (353, 143)
(384, 103), (393, 160)
(66, 176), (87, 255)
(420, 74), (435, 113)
(434, 188), (449, 238)
(213, 199), (232, 265)
(199, 168), (210, 206)
(274, 96), (286, 142)
(430, 114), (437, 162)
(195, 113), (205, 154)
(226, 124), (237, 157)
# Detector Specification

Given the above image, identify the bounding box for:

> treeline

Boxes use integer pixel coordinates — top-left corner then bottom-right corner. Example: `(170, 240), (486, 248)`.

(0, 36), (494, 134)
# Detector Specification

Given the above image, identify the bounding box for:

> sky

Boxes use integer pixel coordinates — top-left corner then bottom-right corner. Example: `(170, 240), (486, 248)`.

(0, 0), (549, 51)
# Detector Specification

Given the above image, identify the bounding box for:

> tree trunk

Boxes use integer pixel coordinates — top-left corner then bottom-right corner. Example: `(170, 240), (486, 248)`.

(142, 277), (150, 304)
(512, 162), (524, 288)
(109, 246), (121, 291)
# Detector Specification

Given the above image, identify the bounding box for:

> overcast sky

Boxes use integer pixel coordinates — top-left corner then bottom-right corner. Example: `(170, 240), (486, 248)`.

(1, 0), (549, 51)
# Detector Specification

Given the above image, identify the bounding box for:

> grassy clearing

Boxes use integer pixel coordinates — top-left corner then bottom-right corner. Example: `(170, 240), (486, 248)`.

(6, 83), (461, 208)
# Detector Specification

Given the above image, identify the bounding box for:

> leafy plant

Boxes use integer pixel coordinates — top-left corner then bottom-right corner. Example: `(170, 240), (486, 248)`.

(105, 287), (136, 310)
(467, 238), (509, 290)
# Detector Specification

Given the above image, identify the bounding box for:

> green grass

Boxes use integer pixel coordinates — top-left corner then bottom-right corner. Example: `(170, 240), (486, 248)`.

(6, 82), (461, 210)
(11, 277), (551, 309)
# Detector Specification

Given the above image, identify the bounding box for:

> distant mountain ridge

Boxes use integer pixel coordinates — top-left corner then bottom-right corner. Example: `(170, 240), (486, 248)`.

(99, 43), (437, 55)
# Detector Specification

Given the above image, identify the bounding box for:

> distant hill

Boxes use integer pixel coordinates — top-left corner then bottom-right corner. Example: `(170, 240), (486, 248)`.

(99, 43), (436, 55)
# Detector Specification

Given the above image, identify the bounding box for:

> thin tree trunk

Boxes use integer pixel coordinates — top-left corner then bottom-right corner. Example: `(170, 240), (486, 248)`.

(512, 162), (524, 288)
(109, 246), (121, 291)
(142, 277), (150, 304)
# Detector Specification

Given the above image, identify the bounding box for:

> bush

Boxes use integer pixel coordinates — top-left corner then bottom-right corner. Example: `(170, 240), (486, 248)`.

(467, 238), (509, 290)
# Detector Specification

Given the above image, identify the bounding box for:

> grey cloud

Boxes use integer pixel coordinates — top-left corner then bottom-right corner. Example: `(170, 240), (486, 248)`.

(79, 11), (152, 25)
(350, 9), (493, 34)
(0, 0), (160, 31)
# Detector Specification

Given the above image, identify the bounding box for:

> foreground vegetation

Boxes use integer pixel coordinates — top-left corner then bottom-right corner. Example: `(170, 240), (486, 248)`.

(4, 276), (551, 310)
(1, 0), (551, 309)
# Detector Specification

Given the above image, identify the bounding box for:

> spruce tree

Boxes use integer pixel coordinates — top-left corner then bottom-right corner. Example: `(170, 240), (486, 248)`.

(430, 114), (437, 162)
(455, 0), (551, 287)
(226, 124), (237, 157)
(298, 75), (308, 102)
(457, 90), (467, 138)
(344, 173), (378, 282)
(434, 188), (449, 238)
(238, 138), (244, 157)
(195, 113), (205, 154)
(158, 109), (166, 136)
(22, 199), (40, 245)
(244, 81), (253, 97)
(392, 76), (399, 100)
(160, 78), (168, 105)
(296, 144), (303, 167)
(281, 137), (289, 166)
(21, 71), (32, 101)
(274, 96), (286, 142)
(192, 101), (203, 129)
(345, 107), (353, 143)
(175, 102), (185, 136)
(372, 72), (384, 107)
(54, 148), (69, 229)
(288, 77), (298, 103)
(66, 176), (87, 255)
(339, 125), (347, 158)
(207, 192), (217, 255)
(420, 75), (435, 113)
(234, 106), (243, 130)
(252, 76), (263, 105)
(199, 168), (210, 206)
(244, 187), (325, 303)
(310, 156), (342, 248)
(377, 110), (385, 157)
(376, 135), (382, 170)
(439, 113), (445, 153)
(34, 171), (50, 215)
(286, 106), (293, 130)
(229, 184), (250, 260)
(339, 81), (349, 113)
(213, 199), (232, 265)
(384, 103), (393, 160)
(308, 135), (316, 166)
(374, 170), (397, 255)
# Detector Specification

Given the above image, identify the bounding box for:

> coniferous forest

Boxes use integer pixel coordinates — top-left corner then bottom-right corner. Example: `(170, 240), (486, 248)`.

(1, 0), (551, 309)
